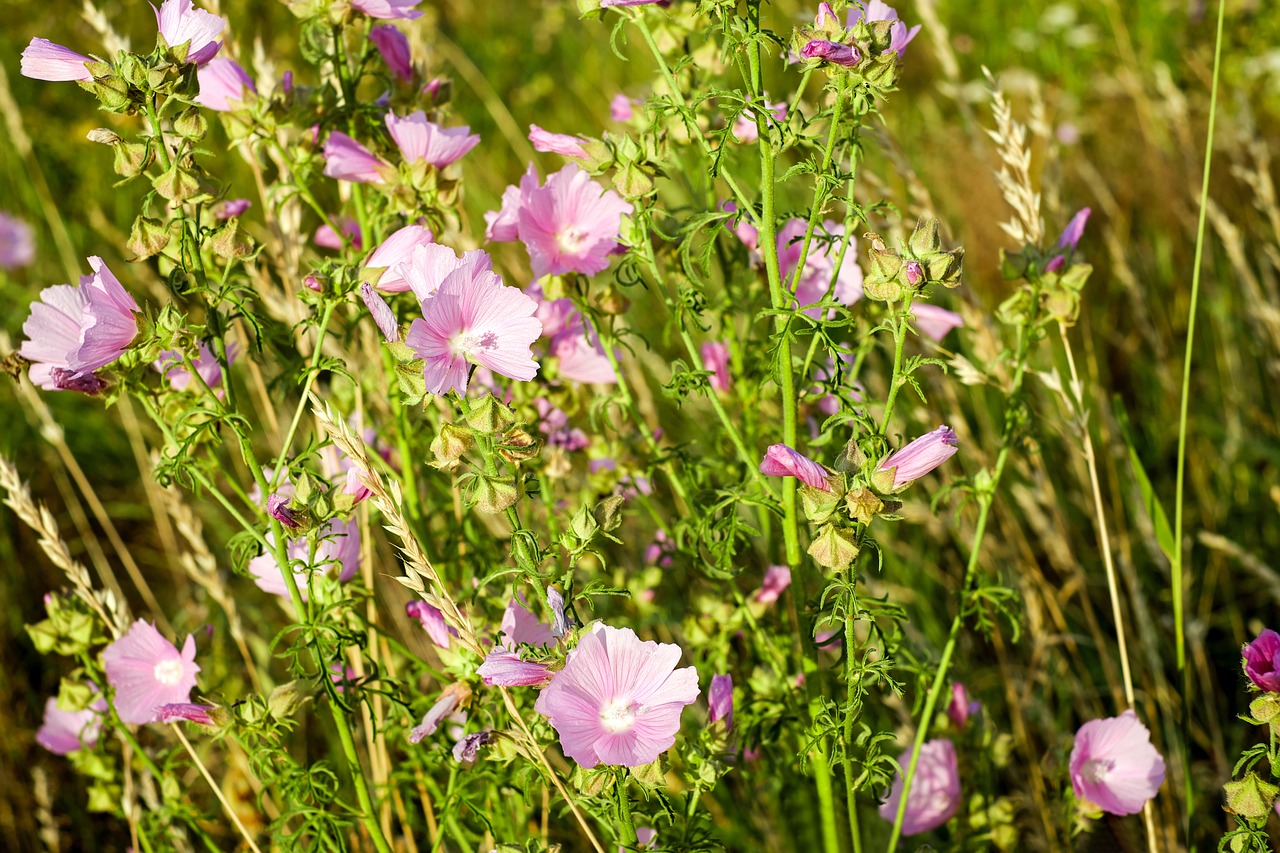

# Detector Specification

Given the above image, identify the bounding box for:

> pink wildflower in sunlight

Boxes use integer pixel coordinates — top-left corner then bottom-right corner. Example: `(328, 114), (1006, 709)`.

(156, 703), (215, 726)
(385, 111), (480, 168)
(214, 199), (251, 219)
(848, 1), (921, 56)
(1244, 629), (1280, 692)
(103, 620), (200, 725)
(799, 40), (860, 67)
(478, 648), (552, 686)
(878, 739), (961, 835)
(247, 517), (361, 601)
(323, 131), (390, 184)
(361, 283), (401, 343)
(364, 224), (435, 293)
(399, 243), (492, 303)
(314, 218), (362, 250)
(485, 163), (540, 242)
(154, 0), (226, 67)
(19, 287), (85, 391)
(535, 624), (699, 768)
(69, 257), (141, 376)
(947, 683), (980, 728)
(406, 600), (457, 649)
(1070, 710), (1165, 815)
(154, 341), (235, 392)
(20, 38), (94, 82)
(611, 93), (637, 122)
(701, 341), (731, 393)
(759, 444), (832, 491)
(913, 304), (964, 342)
(195, 58), (255, 111)
(370, 25), (413, 82)
(755, 565), (792, 605)
(351, 0), (424, 20)
(731, 98), (787, 144)
(877, 426), (958, 489)
(0, 213), (35, 268)
(404, 260), (541, 396)
(708, 674), (733, 730)
(500, 597), (555, 647)
(37, 695), (105, 755)
(529, 124), (589, 159)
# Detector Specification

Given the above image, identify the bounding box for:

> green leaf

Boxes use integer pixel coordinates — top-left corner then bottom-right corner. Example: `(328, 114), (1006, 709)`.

(1113, 397), (1175, 562)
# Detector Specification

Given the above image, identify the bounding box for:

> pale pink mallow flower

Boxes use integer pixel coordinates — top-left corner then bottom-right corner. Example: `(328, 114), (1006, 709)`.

(154, 341), (235, 392)
(364, 224), (435, 292)
(913, 304), (964, 342)
(779, 219), (864, 315)
(399, 243), (492, 303)
(534, 624), (700, 768)
(1243, 628), (1280, 692)
(485, 163), (541, 243)
(755, 565), (792, 604)
(37, 696), (105, 754)
(361, 283), (401, 343)
(552, 321), (616, 384)
(19, 287), (84, 390)
(404, 262), (542, 397)
(409, 687), (463, 743)
(406, 600), (457, 649)
(352, 0), (424, 19)
(157, 702), (215, 726)
(611, 93), (637, 122)
(370, 25), (413, 82)
(0, 212), (36, 269)
(760, 444), (832, 491)
(1070, 710), (1166, 816)
(848, 1), (921, 56)
(878, 426), (958, 489)
(478, 648), (553, 686)
(529, 124), (589, 159)
(247, 517), (361, 601)
(708, 674), (733, 730)
(732, 98), (787, 144)
(20, 38), (94, 82)
(385, 111), (480, 168)
(501, 597), (555, 648)
(700, 342), (731, 393)
(69, 258), (141, 375)
(315, 218), (362, 250)
(154, 0), (226, 66)
(635, 827), (658, 850)
(878, 739), (961, 835)
(103, 620), (201, 725)
(947, 683), (980, 729)
(195, 58), (255, 111)
(322, 131), (390, 184)
(800, 40), (860, 67)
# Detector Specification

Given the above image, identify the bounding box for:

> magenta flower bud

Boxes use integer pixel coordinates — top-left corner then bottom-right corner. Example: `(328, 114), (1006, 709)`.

(477, 648), (552, 686)
(1045, 254), (1066, 273)
(322, 131), (389, 184)
(946, 683), (980, 728)
(370, 25), (413, 82)
(266, 493), (301, 529)
(1244, 629), (1280, 692)
(405, 600), (457, 649)
(904, 260), (923, 286)
(195, 58), (255, 111)
(547, 588), (568, 639)
(20, 38), (94, 82)
(303, 274), (323, 292)
(800, 40), (861, 67)
(760, 444), (832, 491)
(156, 702), (216, 726)
(422, 77), (445, 101)
(877, 426), (958, 489)
(708, 674), (733, 730)
(361, 282), (401, 343)
(755, 565), (792, 605)
(815, 1), (838, 27)
(1056, 207), (1091, 251)
(453, 730), (495, 763)
(529, 124), (589, 159)
(214, 199), (251, 219)
(154, 0), (227, 67)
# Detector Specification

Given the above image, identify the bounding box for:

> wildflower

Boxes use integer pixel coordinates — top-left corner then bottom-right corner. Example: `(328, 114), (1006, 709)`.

(398, 242), (491, 303)
(548, 588), (568, 638)
(478, 648), (552, 686)
(154, 342), (234, 392)
(247, 517), (361, 601)
(322, 131), (390, 184)
(779, 219), (864, 314)
(913, 304), (964, 342)
(877, 739), (961, 835)
(20, 38), (94, 82)
(759, 444), (832, 491)
(370, 25), (413, 82)
(947, 683), (980, 728)
(102, 620), (200, 725)
(351, 0), (424, 19)
(156, 702), (216, 726)
(485, 163), (541, 242)
(755, 565), (792, 604)
(535, 399), (589, 451)
(600, 0), (671, 6)
(362, 224), (436, 293)
(266, 493), (301, 529)
(36, 696), (104, 755)
(214, 199), (251, 219)
(453, 730), (495, 762)
(551, 319), (616, 384)
(800, 40), (861, 67)
(848, 1), (921, 56)
(385, 111), (480, 168)
(404, 260), (542, 396)
(361, 283), (401, 343)
(701, 342), (731, 393)
(1057, 207), (1092, 251)
(1070, 710), (1166, 815)
(501, 597), (555, 647)
(529, 124), (589, 159)
(534, 624), (700, 768)
(0, 212), (36, 268)
(409, 684), (467, 743)
(1243, 629), (1280, 692)
(708, 674), (733, 730)
(20, 287), (89, 391)
(877, 426), (958, 489)
(635, 828), (658, 849)
(732, 98), (787, 144)
(406, 600), (458, 649)
(611, 93), (637, 122)
(195, 58), (254, 111)
(314, 219), (361, 250)
(154, 0), (226, 67)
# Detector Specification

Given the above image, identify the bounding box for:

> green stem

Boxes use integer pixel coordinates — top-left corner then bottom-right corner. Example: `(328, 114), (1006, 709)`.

(269, 301), (337, 489)
(811, 746), (841, 853)
(879, 297), (914, 433)
(616, 773), (638, 847)
(786, 81), (850, 298)
(843, 588), (862, 853)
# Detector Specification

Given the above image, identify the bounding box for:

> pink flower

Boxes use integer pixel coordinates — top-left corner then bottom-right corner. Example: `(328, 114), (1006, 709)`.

(453, 730), (495, 762)
(323, 131), (390, 184)
(67, 257), (141, 375)
(363, 224), (434, 293)
(552, 321), (616, 384)
(878, 426), (958, 489)
(103, 620), (201, 725)
(800, 40), (861, 66)
(385, 111), (480, 168)
(529, 124), (589, 159)
(489, 163), (633, 278)
(815, 1), (838, 27)
(154, 341), (235, 392)
(406, 600), (457, 649)
(0, 212), (36, 269)
(1070, 710), (1165, 815)
(848, 1), (921, 56)
(37, 695), (105, 754)
(878, 739), (961, 835)
(351, 0), (424, 19)
(20, 38), (94, 82)
(534, 624), (700, 768)
(732, 98), (787, 144)
(214, 199), (251, 219)
(247, 517), (361, 601)
(501, 597), (555, 648)
(404, 259), (542, 396)
(478, 648), (552, 686)
(195, 58), (255, 111)
(701, 342), (731, 393)
(19, 286), (85, 391)
(610, 93), (637, 122)
(1057, 207), (1092, 251)
(779, 219), (863, 315)
(370, 25), (413, 82)
(409, 687), (463, 743)
(947, 683), (980, 728)
(157, 702), (216, 726)
(399, 243), (492, 303)
(153, 0), (226, 66)
(913, 304), (963, 342)
(760, 444), (831, 491)
(755, 565), (792, 604)
(315, 218), (362, 250)
(708, 674), (733, 730)
(1243, 629), (1280, 692)
(361, 283), (401, 343)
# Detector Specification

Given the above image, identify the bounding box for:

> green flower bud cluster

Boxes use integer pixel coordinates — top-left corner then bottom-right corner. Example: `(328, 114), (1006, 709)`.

(862, 218), (964, 302)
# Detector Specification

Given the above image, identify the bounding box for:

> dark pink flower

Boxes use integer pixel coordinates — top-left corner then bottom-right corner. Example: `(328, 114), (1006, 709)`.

(878, 739), (961, 835)
(385, 111), (480, 168)
(1057, 207), (1092, 251)
(1069, 710), (1165, 815)
(103, 620), (200, 725)
(406, 600), (457, 649)
(351, 0), (424, 19)
(247, 518), (361, 601)
(700, 341), (731, 393)
(477, 648), (552, 686)
(913, 304), (963, 342)
(266, 493), (301, 529)
(195, 58), (255, 111)
(1244, 629), (1280, 692)
(755, 565), (792, 604)
(759, 444), (831, 491)
(947, 683), (980, 728)
(322, 131), (390, 184)
(20, 38), (94, 82)
(153, 0), (226, 67)
(708, 674), (733, 730)
(36, 695), (105, 755)
(534, 624), (699, 768)
(370, 25), (413, 82)
(878, 426), (958, 489)
(156, 702), (216, 726)
(800, 40), (861, 66)
(529, 124), (589, 159)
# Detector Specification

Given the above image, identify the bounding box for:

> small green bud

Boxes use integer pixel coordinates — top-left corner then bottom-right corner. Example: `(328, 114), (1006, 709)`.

(631, 759), (665, 785)
(472, 474), (519, 514)
(594, 494), (626, 532)
(844, 487), (884, 524)
(465, 394), (517, 434)
(395, 360), (427, 406)
(57, 679), (95, 713)
(909, 217), (942, 256)
(209, 217), (255, 259)
(117, 53), (148, 89)
(800, 483), (842, 525)
(999, 249), (1029, 280)
(1248, 694), (1280, 724)
(172, 106), (208, 141)
(614, 160), (654, 199)
(267, 680), (310, 721)
(127, 216), (171, 261)
(1224, 772), (1279, 819)
(153, 163), (203, 203)
(925, 248), (964, 287)
(569, 504), (599, 542)
(807, 524), (860, 572)
(430, 423), (473, 469)
(497, 428), (541, 464)
(112, 140), (153, 179)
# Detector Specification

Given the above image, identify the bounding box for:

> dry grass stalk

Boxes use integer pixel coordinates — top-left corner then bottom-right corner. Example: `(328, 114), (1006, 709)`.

(984, 68), (1044, 248)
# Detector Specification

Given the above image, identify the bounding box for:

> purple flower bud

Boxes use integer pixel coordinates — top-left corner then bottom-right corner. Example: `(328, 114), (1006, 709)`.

(701, 341), (731, 394)
(20, 38), (94, 82)
(1244, 629), (1280, 692)
(905, 260), (923, 286)
(304, 274), (323, 292)
(281, 70), (294, 94)
(547, 588), (567, 639)
(156, 703), (215, 726)
(477, 648), (552, 686)
(408, 689), (461, 743)
(760, 444), (832, 491)
(709, 674), (733, 730)
(361, 282), (401, 343)
(1044, 254), (1066, 273)
(799, 40), (861, 67)
(755, 565), (792, 604)
(266, 493), (301, 529)
(815, 2), (838, 27)
(214, 199), (251, 219)
(1056, 207), (1091, 251)
(405, 600), (457, 649)
(370, 24), (413, 83)
(878, 425), (958, 489)
(50, 368), (106, 395)
(946, 683), (980, 728)
(452, 730), (494, 763)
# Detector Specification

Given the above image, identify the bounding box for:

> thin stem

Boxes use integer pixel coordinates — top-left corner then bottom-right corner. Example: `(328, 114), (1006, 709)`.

(810, 746), (841, 853)
(171, 725), (264, 853)
(269, 301), (337, 489)
(616, 774), (638, 847)
(878, 298), (914, 433)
